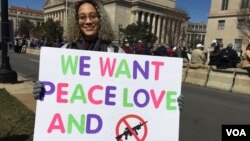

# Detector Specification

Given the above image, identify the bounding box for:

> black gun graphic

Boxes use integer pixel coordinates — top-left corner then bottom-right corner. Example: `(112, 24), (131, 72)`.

(116, 121), (148, 141)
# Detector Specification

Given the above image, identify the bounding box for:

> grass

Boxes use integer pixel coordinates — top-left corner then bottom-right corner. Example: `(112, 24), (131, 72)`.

(0, 89), (35, 141)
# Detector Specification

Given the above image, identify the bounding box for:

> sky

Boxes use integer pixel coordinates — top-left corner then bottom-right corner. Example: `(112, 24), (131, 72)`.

(7, 0), (211, 23)
(176, 0), (211, 22)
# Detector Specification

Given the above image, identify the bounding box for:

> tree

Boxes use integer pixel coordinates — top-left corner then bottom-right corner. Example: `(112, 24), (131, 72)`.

(121, 22), (157, 44)
(17, 19), (34, 38)
(238, 6), (250, 43)
(42, 18), (63, 46)
(31, 25), (43, 39)
(63, 3), (79, 43)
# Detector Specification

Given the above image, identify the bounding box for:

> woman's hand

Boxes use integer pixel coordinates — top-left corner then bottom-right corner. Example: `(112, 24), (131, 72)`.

(33, 81), (45, 100)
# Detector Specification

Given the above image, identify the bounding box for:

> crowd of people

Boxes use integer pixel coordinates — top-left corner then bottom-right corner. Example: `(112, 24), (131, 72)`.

(119, 39), (191, 61)
(188, 40), (250, 77)
(119, 37), (250, 77)
(10, 37), (48, 53)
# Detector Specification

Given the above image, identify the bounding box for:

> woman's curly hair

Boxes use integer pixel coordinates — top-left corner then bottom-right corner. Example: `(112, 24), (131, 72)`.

(73, 0), (115, 42)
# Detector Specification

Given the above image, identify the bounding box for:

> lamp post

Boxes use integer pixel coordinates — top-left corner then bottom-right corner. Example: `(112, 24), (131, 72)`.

(65, 0), (68, 29)
(16, 10), (19, 36)
(0, 0), (17, 83)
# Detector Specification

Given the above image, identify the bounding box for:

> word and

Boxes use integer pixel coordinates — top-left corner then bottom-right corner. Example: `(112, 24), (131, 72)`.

(47, 113), (102, 134)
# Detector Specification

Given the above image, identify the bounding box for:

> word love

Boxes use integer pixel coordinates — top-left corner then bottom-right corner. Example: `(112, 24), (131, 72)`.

(61, 55), (165, 80)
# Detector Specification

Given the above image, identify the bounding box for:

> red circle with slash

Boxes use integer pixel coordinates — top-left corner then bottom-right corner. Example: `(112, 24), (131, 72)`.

(115, 114), (148, 141)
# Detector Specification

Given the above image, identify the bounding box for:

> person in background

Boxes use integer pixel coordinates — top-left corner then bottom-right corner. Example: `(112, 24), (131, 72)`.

(208, 41), (220, 66)
(216, 43), (239, 69)
(121, 39), (133, 54)
(146, 42), (154, 55)
(154, 45), (168, 56)
(190, 43), (206, 65)
(135, 39), (145, 54)
(240, 44), (250, 77)
(173, 46), (182, 58)
(167, 46), (174, 57)
(181, 46), (190, 63)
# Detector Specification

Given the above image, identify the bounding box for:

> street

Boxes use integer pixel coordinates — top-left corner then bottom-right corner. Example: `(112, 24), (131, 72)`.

(1, 51), (250, 141)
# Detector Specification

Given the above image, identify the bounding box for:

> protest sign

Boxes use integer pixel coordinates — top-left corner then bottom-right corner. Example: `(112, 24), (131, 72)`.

(34, 47), (183, 141)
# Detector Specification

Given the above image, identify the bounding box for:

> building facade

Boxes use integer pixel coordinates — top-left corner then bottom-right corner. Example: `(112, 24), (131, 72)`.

(44, 0), (189, 46)
(186, 22), (207, 48)
(205, 0), (250, 52)
(0, 6), (43, 42)
(8, 6), (44, 38)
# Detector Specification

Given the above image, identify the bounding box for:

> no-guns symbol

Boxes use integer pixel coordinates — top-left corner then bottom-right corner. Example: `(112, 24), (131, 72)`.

(115, 114), (148, 141)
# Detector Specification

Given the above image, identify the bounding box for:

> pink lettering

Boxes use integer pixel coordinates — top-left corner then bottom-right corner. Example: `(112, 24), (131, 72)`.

(99, 57), (116, 77)
(57, 83), (68, 103)
(47, 113), (65, 133)
(151, 61), (164, 80)
(88, 85), (103, 105)
(150, 89), (165, 108)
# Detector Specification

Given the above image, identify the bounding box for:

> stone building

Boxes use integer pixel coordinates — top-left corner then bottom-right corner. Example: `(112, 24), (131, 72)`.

(8, 6), (44, 38)
(205, 0), (250, 52)
(44, 0), (189, 46)
(186, 22), (207, 48)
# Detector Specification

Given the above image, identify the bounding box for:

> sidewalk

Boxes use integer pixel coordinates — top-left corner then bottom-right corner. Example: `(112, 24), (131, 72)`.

(0, 74), (36, 113)
(0, 48), (39, 113)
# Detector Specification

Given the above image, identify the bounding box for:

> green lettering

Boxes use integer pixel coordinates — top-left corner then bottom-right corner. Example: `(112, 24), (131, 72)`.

(166, 91), (177, 110)
(115, 59), (131, 78)
(70, 84), (87, 104)
(61, 55), (78, 75)
(123, 88), (133, 107)
(68, 114), (85, 134)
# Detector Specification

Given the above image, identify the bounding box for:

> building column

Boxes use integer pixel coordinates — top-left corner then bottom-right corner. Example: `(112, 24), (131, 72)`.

(147, 12), (150, 24)
(169, 18), (174, 46)
(161, 17), (166, 44)
(176, 20), (182, 46)
(141, 11), (145, 23)
(64, 9), (67, 28)
(56, 11), (59, 21)
(173, 19), (178, 46)
(151, 14), (156, 35)
(164, 17), (169, 44)
(156, 15), (162, 43)
(52, 12), (54, 20)
(44, 13), (45, 22)
(60, 10), (63, 25)
(130, 10), (135, 23)
(135, 10), (139, 23)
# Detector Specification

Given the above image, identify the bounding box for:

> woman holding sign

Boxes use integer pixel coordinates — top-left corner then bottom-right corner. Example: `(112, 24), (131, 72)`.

(33, 0), (184, 110)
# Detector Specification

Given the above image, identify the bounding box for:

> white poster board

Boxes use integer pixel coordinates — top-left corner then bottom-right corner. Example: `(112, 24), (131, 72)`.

(34, 47), (183, 141)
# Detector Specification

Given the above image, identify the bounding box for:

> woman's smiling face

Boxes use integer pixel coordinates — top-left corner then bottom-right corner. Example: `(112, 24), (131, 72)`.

(77, 3), (100, 38)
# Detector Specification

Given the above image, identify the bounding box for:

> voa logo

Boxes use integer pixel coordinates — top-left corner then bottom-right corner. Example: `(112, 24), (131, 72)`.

(226, 129), (246, 136)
